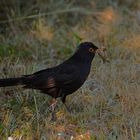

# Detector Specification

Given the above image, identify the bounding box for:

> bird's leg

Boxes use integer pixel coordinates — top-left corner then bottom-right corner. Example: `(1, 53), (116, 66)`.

(49, 98), (57, 111)
(61, 95), (71, 113)
(49, 98), (57, 120)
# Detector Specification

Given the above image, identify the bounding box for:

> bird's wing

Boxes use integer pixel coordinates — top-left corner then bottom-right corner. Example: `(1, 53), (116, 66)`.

(55, 65), (80, 86)
(23, 65), (79, 90)
(43, 65), (80, 88)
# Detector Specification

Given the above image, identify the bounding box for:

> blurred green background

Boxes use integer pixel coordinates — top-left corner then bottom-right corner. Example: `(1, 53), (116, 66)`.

(0, 0), (140, 140)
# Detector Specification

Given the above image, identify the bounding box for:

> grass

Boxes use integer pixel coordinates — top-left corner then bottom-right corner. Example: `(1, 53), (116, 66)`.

(0, 0), (140, 139)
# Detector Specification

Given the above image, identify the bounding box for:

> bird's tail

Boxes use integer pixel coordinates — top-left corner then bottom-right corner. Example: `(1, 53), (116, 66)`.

(0, 77), (25, 87)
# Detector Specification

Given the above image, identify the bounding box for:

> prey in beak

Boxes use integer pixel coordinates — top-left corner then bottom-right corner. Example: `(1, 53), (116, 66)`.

(96, 47), (110, 63)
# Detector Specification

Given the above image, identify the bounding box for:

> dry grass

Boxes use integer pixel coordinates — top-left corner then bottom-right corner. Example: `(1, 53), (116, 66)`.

(0, 1), (140, 140)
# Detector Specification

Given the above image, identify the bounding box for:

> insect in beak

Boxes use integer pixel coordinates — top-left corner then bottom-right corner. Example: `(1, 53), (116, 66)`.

(96, 47), (110, 63)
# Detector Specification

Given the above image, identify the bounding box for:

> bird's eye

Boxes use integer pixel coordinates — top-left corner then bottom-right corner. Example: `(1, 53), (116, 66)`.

(88, 48), (95, 53)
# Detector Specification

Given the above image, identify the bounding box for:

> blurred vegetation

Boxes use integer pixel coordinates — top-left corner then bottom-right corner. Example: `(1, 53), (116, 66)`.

(0, 0), (140, 139)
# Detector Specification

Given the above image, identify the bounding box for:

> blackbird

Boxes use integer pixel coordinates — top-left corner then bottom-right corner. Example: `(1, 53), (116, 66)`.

(0, 42), (107, 112)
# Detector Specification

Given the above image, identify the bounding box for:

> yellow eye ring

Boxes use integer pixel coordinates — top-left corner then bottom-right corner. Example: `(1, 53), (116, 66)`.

(88, 48), (95, 53)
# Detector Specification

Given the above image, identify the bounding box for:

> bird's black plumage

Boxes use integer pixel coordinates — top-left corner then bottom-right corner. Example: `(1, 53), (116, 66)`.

(0, 42), (104, 108)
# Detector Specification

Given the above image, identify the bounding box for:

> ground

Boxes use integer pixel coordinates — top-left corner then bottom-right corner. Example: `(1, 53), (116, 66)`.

(0, 0), (140, 140)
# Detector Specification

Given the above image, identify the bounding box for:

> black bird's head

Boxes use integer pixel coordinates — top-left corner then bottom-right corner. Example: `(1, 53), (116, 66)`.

(73, 42), (109, 63)
(78, 42), (98, 52)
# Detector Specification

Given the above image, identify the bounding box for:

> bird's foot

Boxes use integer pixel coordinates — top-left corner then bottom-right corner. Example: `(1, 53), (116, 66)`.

(49, 99), (57, 111)
(63, 103), (75, 115)
(50, 112), (57, 121)
(48, 99), (58, 121)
